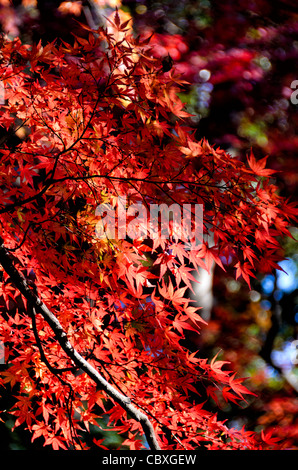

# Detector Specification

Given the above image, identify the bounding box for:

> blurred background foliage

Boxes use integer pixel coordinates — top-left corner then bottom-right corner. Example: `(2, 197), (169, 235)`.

(0, 0), (297, 449)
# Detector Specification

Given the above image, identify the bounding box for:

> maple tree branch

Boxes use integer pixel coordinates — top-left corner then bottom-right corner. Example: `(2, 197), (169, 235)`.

(0, 236), (161, 450)
(29, 304), (84, 448)
(29, 304), (77, 375)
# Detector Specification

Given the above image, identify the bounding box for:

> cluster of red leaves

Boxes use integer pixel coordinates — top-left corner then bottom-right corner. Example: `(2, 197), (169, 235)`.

(258, 397), (298, 448)
(147, 32), (260, 85)
(0, 13), (296, 450)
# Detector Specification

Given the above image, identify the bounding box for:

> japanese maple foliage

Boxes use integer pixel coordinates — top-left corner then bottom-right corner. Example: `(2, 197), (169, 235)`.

(0, 13), (297, 450)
